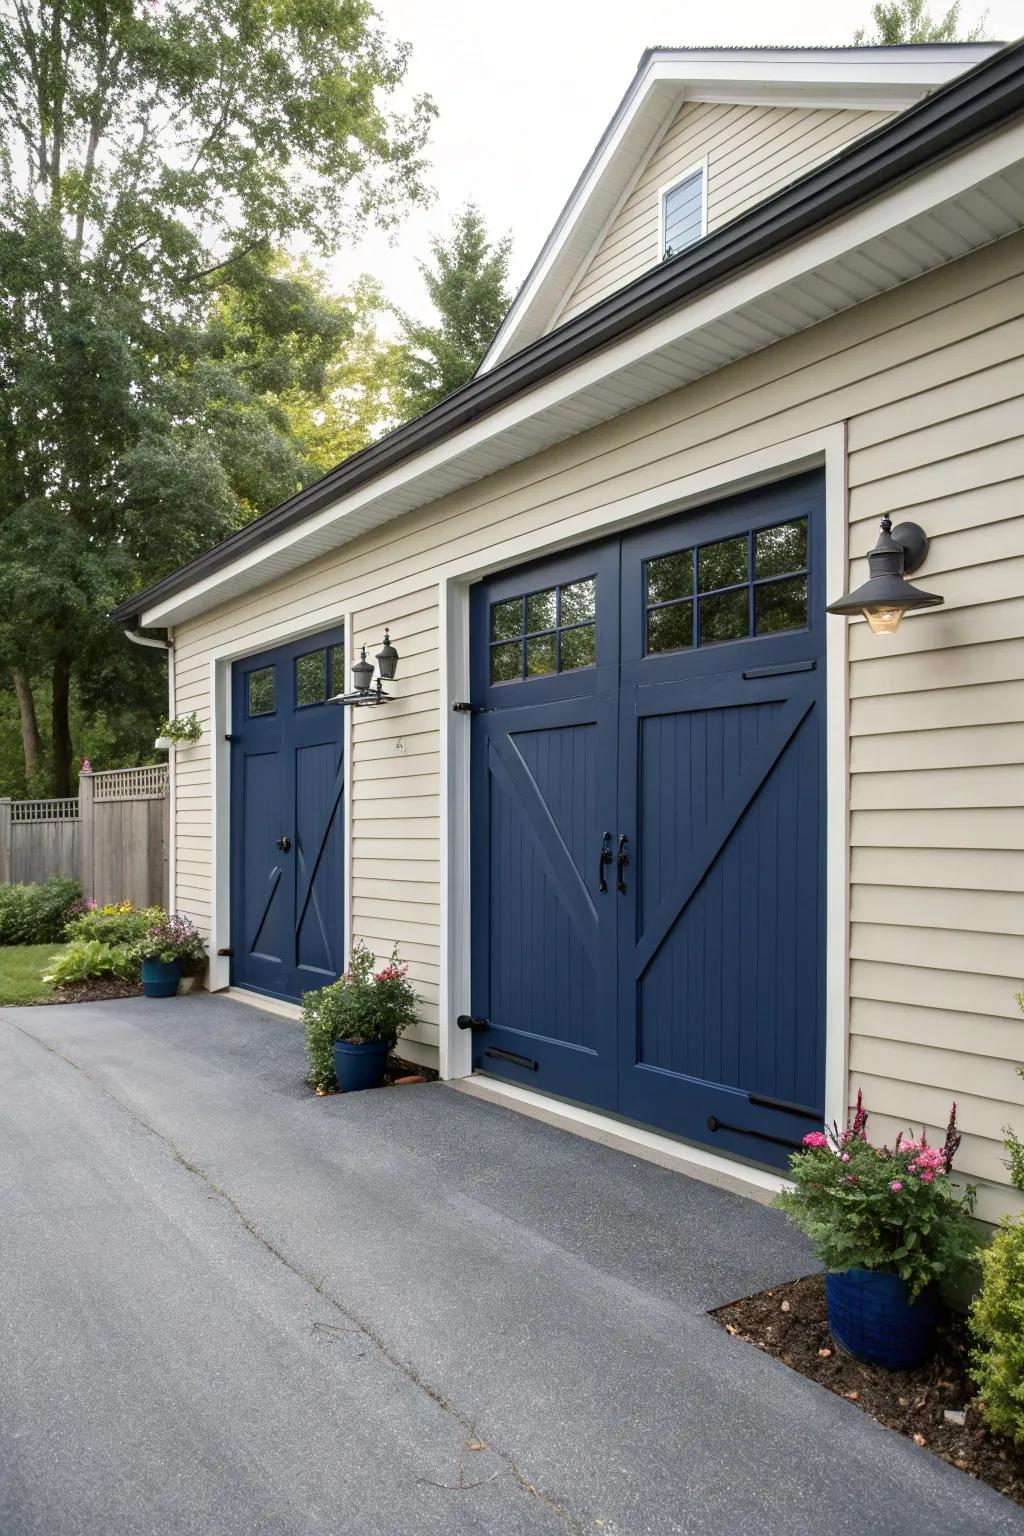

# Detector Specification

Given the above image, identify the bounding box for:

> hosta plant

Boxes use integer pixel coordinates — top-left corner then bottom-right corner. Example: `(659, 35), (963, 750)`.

(774, 1093), (978, 1301)
(303, 942), (418, 1091)
(970, 997), (1024, 1446)
(45, 939), (135, 986)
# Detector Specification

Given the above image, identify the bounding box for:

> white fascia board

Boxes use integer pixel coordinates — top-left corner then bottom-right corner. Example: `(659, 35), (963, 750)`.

(141, 119), (1024, 631)
(479, 43), (1002, 373)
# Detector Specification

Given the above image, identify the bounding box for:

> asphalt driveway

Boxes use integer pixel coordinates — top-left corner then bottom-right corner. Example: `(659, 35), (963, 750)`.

(1, 995), (1020, 1536)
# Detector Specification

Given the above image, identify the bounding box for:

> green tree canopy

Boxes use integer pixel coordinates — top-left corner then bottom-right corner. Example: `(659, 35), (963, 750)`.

(853, 1), (990, 42)
(394, 204), (512, 419)
(0, 0), (435, 794)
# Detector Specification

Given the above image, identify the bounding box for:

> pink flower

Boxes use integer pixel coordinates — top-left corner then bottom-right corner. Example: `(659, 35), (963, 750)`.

(844, 1175), (859, 1185)
(840, 1153), (850, 1163)
(889, 1180), (903, 1193)
(919, 1170), (935, 1183)
(802, 1132), (829, 1148)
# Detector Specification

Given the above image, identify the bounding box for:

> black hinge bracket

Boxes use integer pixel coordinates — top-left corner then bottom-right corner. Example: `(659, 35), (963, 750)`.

(706, 1115), (800, 1151)
(452, 701), (485, 714)
(748, 1092), (822, 1121)
(216, 947), (234, 958)
(224, 733), (240, 742)
(456, 1014), (489, 1031)
(484, 1047), (538, 1071)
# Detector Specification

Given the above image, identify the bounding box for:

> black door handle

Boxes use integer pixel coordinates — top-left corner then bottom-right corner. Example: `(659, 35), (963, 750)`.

(276, 836), (291, 852)
(598, 831), (613, 893)
(616, 834), (629, 893)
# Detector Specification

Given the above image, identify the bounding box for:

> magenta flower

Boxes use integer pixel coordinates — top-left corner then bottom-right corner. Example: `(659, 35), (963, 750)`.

(919, 1170), (935, 1183)
(840, 1152), (850, 1163)
(802, 1131), (829, 1148)
(889, 1180), (903, 1192)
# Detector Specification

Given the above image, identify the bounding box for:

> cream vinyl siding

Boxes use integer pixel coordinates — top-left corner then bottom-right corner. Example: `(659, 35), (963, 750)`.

(171, 230), (1024, 1217)
(556, 100), (892, 328)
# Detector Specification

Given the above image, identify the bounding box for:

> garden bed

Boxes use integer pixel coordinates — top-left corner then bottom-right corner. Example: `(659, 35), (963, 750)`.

(312, 1052), (439, 1094)
(714, 1272), (1024, 1507)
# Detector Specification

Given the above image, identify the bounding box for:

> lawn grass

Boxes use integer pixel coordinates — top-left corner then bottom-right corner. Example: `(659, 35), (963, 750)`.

(0, 943), (62, 1005)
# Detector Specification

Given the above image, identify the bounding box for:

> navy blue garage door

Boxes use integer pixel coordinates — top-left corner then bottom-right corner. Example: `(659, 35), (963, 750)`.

(469, 474), (826, 1167)
(230, 628), (347, 1002)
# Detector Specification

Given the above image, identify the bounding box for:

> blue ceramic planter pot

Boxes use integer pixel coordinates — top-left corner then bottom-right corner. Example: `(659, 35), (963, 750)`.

(826, 1268), (937, 1370)
(141, 958), (181, 998)
(333, 1036), (394, 1093)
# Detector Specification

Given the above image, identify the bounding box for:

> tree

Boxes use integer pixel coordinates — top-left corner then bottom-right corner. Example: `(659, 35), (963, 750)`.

(853, 0), (989, 42)
(394, 205), (512, 420)
(0, 0), (435, 793)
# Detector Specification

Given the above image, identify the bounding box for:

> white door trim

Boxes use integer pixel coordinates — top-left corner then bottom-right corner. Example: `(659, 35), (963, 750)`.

(438, 423), (850, 1165)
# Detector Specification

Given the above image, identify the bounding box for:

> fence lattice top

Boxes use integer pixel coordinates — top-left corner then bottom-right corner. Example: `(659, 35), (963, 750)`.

(92, 766), (168, 801)
(10, 798), (79, 822)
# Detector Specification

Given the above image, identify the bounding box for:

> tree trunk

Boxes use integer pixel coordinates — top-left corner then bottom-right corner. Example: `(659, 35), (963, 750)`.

(11, 669), (42, 783)
(51, 651), (73, 797)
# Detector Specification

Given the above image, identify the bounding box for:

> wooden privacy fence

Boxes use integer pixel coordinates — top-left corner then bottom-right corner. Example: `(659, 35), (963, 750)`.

(0, 765), (169, 908)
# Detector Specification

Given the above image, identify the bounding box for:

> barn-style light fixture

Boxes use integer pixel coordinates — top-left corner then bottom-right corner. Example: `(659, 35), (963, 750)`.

(826, 516), (943, 635)
(330, 630), (400, 707)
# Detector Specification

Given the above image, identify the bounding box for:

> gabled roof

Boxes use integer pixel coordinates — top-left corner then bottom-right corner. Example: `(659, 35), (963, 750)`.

(112, 38), (1024, 629)
(478, 43), (1003, 370)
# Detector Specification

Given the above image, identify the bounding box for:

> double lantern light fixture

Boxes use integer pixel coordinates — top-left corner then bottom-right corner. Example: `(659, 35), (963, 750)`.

(329, 629), (399, 707)
(826, 516), (943, 635)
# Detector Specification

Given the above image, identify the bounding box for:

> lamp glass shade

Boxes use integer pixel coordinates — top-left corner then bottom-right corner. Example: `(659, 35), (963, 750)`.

(376, 629), (399, 682)
(863, 605), (904, 635)
(351, 646), (374, 693)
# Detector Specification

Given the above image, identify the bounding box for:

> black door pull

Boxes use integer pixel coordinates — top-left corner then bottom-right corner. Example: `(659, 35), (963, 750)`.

(598, 831), (613, 893)
(276, 836), (291, 852)
(616, 833), (629, 893)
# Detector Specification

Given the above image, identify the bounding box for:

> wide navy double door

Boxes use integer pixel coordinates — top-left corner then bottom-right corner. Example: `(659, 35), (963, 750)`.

(230, 628), (347, 1002)
(470, 474), (826, 1167)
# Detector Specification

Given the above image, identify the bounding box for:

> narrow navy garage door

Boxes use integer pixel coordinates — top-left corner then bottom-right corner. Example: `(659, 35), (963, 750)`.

(469, 474), (826, 1168)
(230, 629), (346, 1002)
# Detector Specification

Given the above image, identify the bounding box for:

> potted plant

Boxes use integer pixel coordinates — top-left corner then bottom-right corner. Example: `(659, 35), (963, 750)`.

(128, 912), (207, 998)
(774, 1093), (978, 1369)
(154, 712), (203, 751)
(302, 941), (418, 1093)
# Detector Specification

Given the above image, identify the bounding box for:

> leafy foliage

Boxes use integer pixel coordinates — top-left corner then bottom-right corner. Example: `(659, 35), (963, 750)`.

(303, 941), (418, 1089)
(0, 0), (435, 791)
(969, 999), (1024, 1445)
(0, 877), (83, 945)
(774, 1093), (978, 1300)
(156, 712), (203, 744)
(64, 901), (161, 947)
(44, 938), (135, 985)
(127, 912), (207, 969)
(853, 1), (990, 42)
(394, 205), (512, 419)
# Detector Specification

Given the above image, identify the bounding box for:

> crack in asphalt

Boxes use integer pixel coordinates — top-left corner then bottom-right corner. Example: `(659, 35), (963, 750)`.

(3, 1015), (587, 1535)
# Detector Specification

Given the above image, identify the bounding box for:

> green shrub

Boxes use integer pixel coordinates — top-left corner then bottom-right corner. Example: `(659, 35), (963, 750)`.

(774, 1093), (978, 1301)
(970, 1002), (1024, 1446)
(126, 912), (206, 970)
(303, 941), (419, 1090)
(0, 876), (83, 945)
(43, 939), (136, 986)
(64, 901), (161, 946)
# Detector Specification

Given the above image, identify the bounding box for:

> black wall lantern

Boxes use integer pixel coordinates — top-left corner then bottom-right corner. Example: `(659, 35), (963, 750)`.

(330, 630), (400, 707)
(826, 516), (943, 635)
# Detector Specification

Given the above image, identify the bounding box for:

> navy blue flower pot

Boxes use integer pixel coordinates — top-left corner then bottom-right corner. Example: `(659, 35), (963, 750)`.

(826, 1268), (937, 1370)
(332, 1036), (394, 1093)
(141, 958), (181, 998)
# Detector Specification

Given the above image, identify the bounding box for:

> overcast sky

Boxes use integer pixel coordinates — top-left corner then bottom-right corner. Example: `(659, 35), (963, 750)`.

(325, 0), (1022, 320)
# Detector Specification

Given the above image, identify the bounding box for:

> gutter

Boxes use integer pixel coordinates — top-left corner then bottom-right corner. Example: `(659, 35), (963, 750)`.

(111, 37), (1024, 627)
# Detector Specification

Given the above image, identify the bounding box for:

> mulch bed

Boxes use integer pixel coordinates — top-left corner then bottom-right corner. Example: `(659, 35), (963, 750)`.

(23, 978), (144, 1006)
(713, 1273), (1023, 1507)
(313, 1053), (440, 1095)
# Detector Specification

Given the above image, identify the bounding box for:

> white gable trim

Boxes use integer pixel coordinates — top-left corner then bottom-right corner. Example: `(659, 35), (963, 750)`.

(479, 44), (1002, 372)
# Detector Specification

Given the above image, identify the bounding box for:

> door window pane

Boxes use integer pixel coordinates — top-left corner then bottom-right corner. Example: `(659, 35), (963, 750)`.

(559, 579), (595, 625)
(698, 537), (748, 592)
(491, 598), (522, 642)
(490, 641), (522, 684)
(295, 649), (327, 707)
(560, 625), (595, 671)
(647, 551), (693, 604)
(755, 518), (807, 579)
(329, 643), (345, 694)
(647, 601), (693, 654)
(247, 667), (275, 717)
(700, 589), (748, 645)
(525, 633), (557, 677)
(755, 576), (808, 635)
(526, 588), (557, 633)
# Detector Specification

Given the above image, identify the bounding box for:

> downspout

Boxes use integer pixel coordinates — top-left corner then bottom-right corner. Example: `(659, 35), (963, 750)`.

(123, 625), (176, 914)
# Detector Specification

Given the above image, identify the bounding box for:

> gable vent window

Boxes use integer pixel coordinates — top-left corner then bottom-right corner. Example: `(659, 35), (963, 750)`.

(661, 166), (705, 261)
